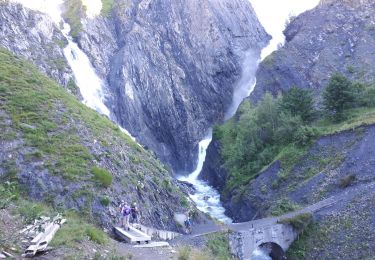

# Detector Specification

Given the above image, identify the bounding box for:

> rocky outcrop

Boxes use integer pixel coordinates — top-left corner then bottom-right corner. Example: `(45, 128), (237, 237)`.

(249, 0), (375, 103)
(0, 2), (74, 91)
(0, 49), (191, 231)
(200, 138), (228, 191)
(77, 0), (269, 174)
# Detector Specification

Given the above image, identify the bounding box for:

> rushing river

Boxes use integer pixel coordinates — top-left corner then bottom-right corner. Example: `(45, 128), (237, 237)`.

(13, 0), (319, 244)
(179, 0), (321, 242)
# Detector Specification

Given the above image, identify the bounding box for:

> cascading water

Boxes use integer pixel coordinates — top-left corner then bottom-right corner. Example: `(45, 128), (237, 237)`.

(179, 0), (321, 232)
(12, 0), (135, 139)
(62, 23), (110, 117)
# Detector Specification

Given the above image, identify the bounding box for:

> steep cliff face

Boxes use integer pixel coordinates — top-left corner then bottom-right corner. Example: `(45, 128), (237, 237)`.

(0, 49), (190, 231)
(77, 0), (269, 174)
(249, 0), (375, 103)
(0, 2), (75, 92)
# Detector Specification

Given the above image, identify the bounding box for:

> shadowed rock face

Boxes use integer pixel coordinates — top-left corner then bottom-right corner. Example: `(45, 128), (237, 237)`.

(0, 2), (74, 90)
(78, 0), (269, 174)
(249, 0), (375, 104)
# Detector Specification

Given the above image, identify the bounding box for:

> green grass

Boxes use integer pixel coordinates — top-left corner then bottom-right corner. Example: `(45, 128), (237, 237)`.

(316, 107), (375, 135)
(279, 213), (313, 233)
(51, 211), (108, 247)
(63, 0), (85, 39)
(101, 0), (115, 16)
(0, 48), (141, 182)
(270, 198), (301, 216)
(91, 166), (113, 188)
(206, 232), (232, 260)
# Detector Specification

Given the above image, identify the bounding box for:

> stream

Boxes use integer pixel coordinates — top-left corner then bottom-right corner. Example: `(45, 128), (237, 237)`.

(13, 1), (319, 256)
(178, 0), (321, 234)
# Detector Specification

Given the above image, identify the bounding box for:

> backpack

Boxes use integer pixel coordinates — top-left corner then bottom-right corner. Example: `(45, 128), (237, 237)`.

(122, 206), (131, 216)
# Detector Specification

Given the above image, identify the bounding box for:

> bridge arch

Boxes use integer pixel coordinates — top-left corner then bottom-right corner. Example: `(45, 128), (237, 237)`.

(251, 242), (285, 260)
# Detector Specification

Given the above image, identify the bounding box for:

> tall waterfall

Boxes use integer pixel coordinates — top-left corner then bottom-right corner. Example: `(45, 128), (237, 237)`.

(62, 23), (110, 117)
(180, 0), (320, 225)
(12, 0), (135, 138)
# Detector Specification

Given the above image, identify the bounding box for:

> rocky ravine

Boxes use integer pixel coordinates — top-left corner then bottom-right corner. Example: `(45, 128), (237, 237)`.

(200, 0), (375, 256)
(202, 0), (375, 216)
(76, 0), (269, 174)
(249, 0), (375, 103)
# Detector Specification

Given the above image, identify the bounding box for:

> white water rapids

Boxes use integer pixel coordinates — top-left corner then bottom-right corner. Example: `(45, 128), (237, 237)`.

(13, 0), (320, 237)
(179, 0), (321, 231)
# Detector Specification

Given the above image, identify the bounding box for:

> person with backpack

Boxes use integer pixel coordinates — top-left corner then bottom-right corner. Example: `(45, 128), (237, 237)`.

(120, 201), (131, 230)
(184, 215), (192, 234)
(130, 202), (140, 225)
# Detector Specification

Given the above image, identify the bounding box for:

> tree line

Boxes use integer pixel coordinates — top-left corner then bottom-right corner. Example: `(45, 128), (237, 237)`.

(214, 74), (375, 192)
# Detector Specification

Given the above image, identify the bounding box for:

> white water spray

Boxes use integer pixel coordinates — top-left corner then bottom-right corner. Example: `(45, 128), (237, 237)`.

(62, 23), (110, 117)
(179, 131), (232, 223)
(180, 0), (321, 227)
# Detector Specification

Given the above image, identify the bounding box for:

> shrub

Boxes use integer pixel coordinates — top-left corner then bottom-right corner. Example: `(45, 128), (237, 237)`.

(207, 233), (231, 260)
(17, 200), (48, 223)
(339, 174), (356, 188)
(180, 196), (189, 208)
(278, 213), (313, 233)
(86, 226), (108, 245)
(270, 198), (300, 216)
(91, 166), (112, 188)
(178, 246), (191, 260)
(101, 0), (115, 16)
(100, 196), (110, 206)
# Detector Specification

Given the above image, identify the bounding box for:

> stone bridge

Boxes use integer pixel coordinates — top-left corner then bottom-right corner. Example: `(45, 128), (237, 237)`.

(227, 196), (337, 260)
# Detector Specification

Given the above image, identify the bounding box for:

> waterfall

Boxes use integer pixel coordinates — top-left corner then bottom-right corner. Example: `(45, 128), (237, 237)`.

(179, 131), (232, 223)
(179, 0), (321, 226)
(62, 23), (110, 117)
(12, 0), (135, 139)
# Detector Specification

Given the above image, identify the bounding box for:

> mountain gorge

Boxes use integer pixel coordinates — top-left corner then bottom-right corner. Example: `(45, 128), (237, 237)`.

(2, 0), (375, 258)
(201, 0), (375, 258)
(75, 0), (269, 174)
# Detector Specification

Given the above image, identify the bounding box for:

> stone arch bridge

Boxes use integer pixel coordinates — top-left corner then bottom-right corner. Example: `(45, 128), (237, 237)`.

(227, 196), (337, 260)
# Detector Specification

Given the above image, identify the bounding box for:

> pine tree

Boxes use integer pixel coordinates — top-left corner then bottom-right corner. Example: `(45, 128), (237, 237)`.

(323, 74), (354, 121)
(281, 86), (315, 123)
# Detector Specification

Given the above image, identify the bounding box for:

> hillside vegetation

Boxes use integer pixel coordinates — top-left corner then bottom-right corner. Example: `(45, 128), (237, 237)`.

(214, 74), (375, 194)
(0, 47), (190, 250)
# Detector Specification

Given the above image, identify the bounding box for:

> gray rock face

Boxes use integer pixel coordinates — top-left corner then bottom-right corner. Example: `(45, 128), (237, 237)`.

(201, 0), (375, 222)
(249, 0), (375, 103)
(77, 0), (269, 174)
(0, 2), (74, 90)
(200, 138), (228, 191)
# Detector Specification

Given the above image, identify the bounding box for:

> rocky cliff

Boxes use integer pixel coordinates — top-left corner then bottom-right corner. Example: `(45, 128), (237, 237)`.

(249, 0), (375, 103)
(0, 48), (190, 232)
(0, 2), (75, 92)
(76, 0), (269, 174)
(200, 0), (375, 256)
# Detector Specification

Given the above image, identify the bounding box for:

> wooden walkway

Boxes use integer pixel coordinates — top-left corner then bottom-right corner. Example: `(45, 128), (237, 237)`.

(114, 226), (151, 243)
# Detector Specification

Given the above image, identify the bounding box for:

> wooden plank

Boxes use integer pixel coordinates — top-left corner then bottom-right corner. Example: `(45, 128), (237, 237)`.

(114, 226), (151, 243)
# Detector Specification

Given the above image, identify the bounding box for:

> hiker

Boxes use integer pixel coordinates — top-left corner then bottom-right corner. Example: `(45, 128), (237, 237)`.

(130, 202), (140, 225)
(120, 201), (131, 230)
(184, 215), (192, 234)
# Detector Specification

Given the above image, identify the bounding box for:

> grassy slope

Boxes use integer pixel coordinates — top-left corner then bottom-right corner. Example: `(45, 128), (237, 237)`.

(0, 48), (187, 256)
(0, 48), (141, 181)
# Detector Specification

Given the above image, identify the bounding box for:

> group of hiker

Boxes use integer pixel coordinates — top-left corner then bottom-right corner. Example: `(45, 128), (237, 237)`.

(119, 201), (194, 234)
(119, 201), (140, 230)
